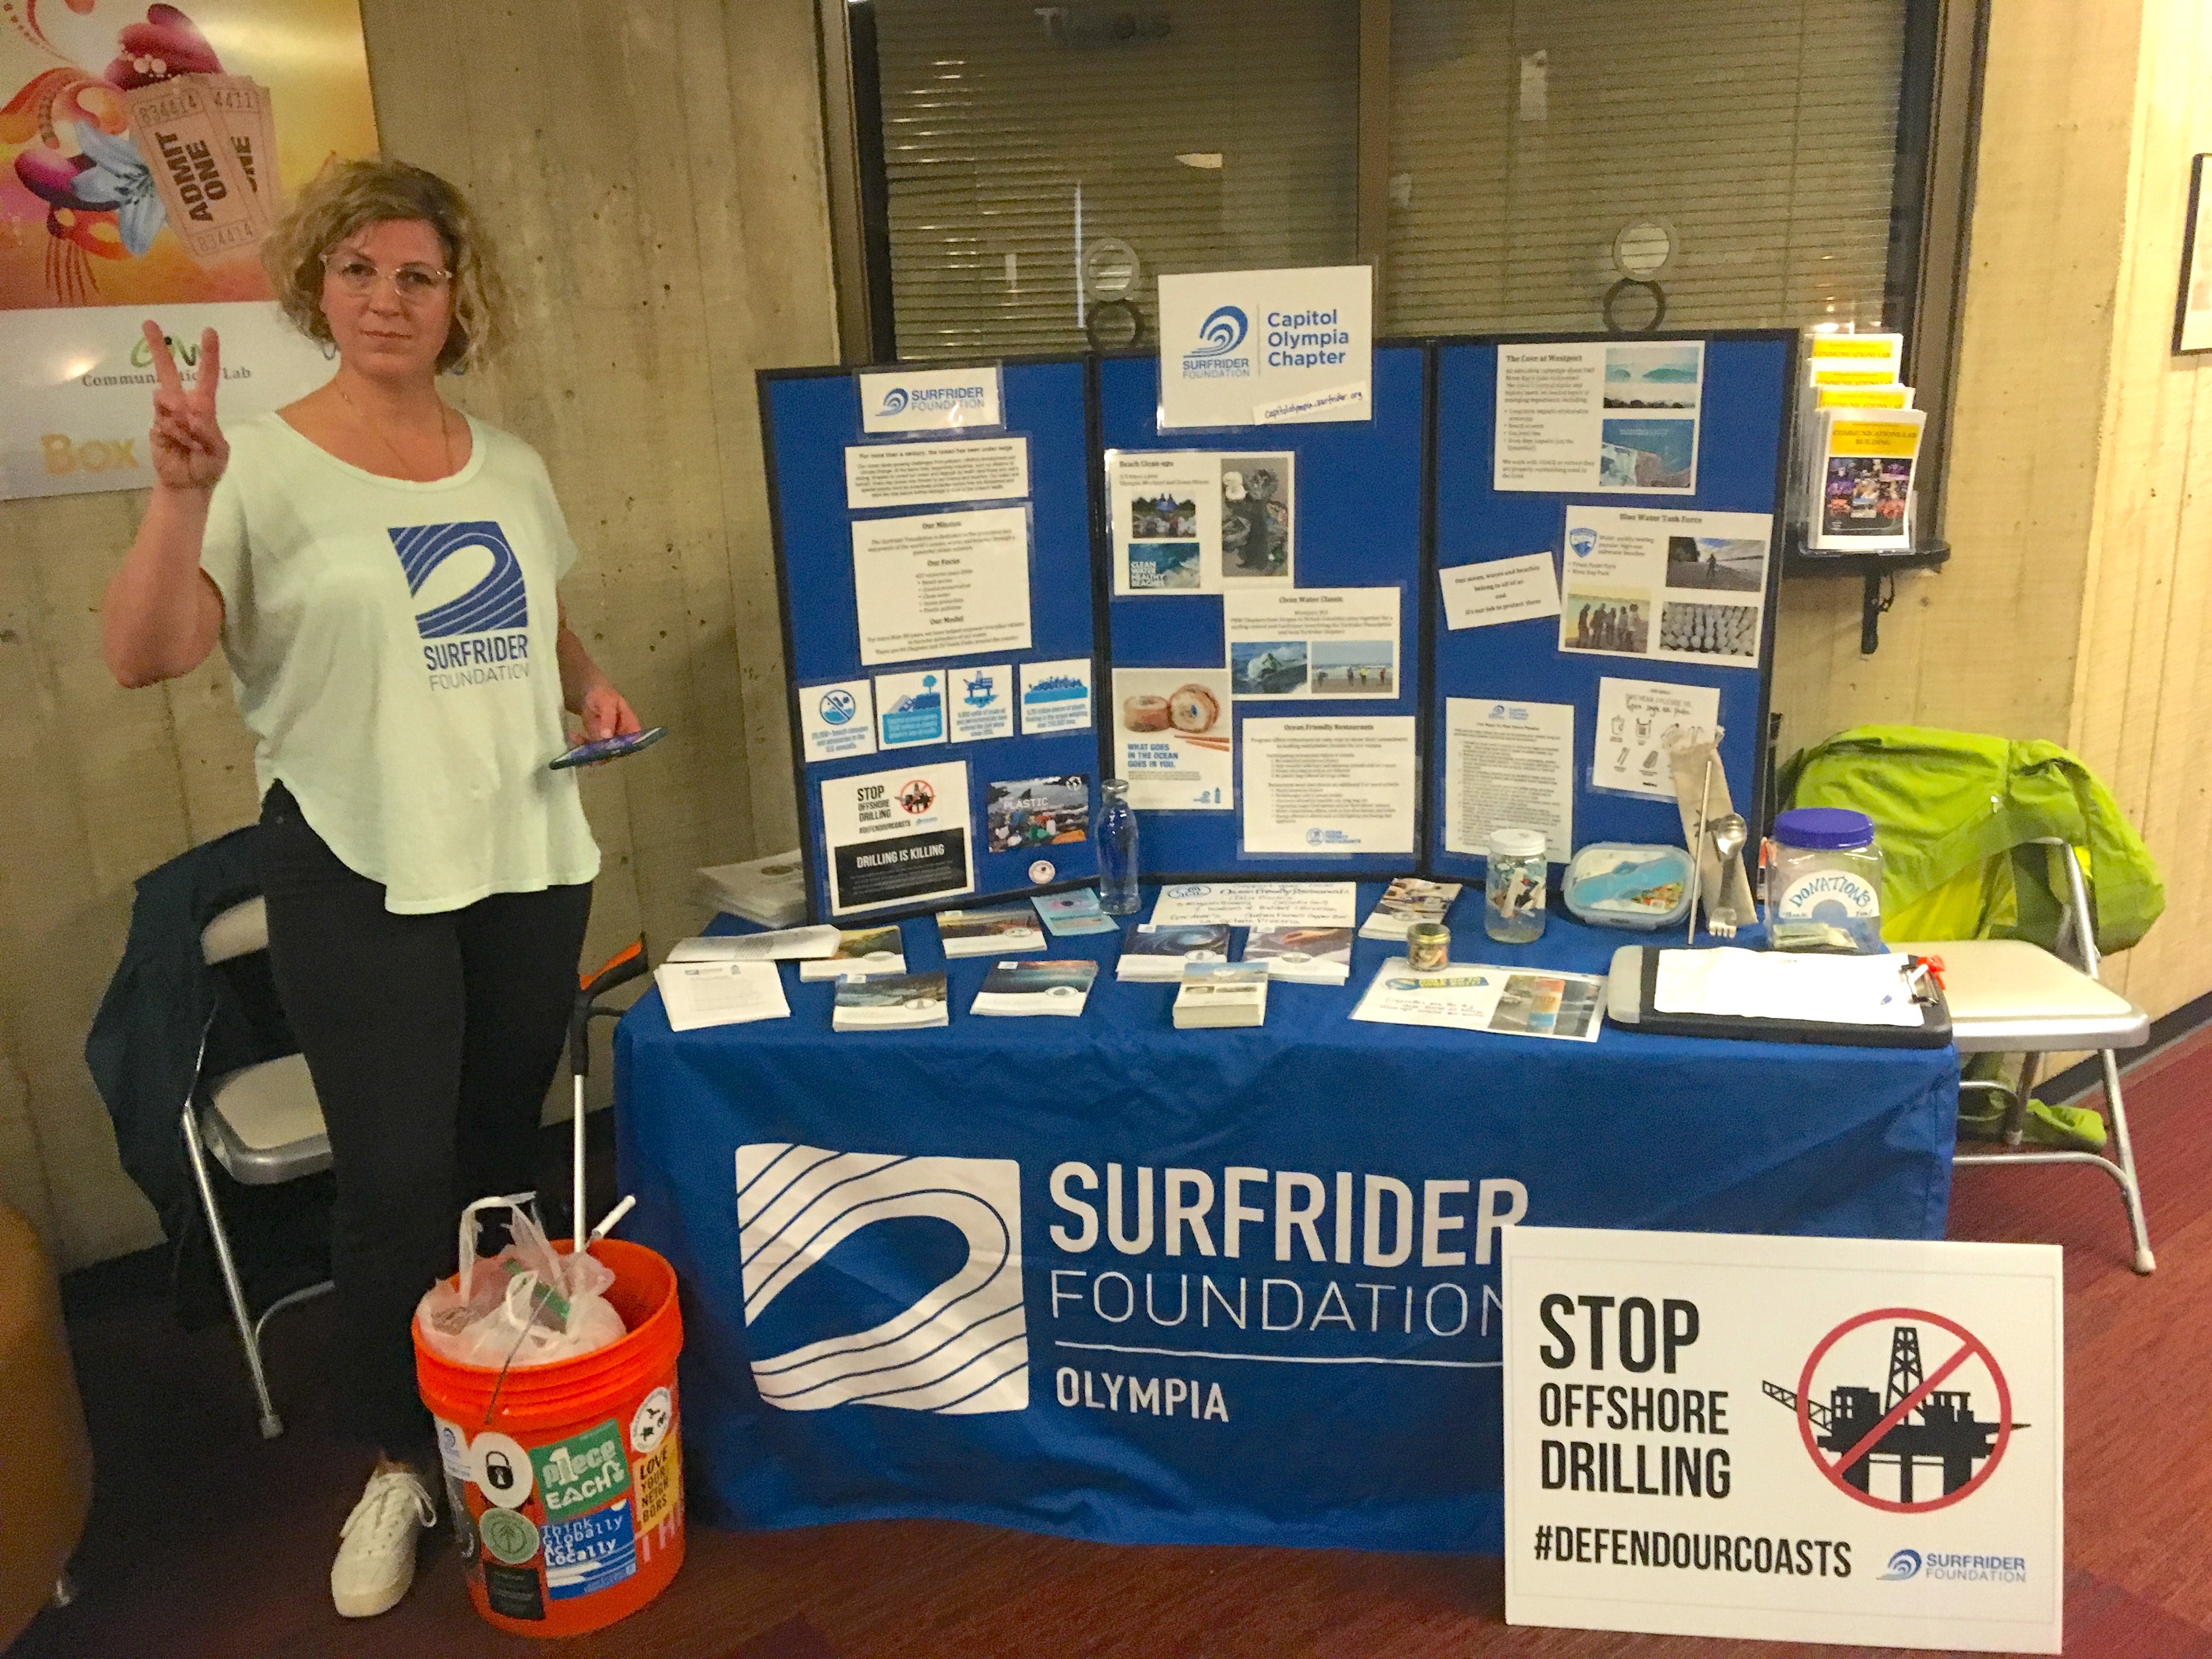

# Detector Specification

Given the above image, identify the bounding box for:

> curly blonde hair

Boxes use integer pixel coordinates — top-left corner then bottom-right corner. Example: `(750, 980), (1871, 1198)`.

(262, 158), (507, 374)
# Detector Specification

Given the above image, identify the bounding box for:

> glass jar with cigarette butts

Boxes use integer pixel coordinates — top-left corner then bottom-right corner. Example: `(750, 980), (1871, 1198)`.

(1485, 828), (1549, 944)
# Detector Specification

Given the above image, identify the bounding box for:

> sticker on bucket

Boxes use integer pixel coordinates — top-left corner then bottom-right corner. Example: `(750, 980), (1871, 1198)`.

(633, 1440), (680, 1538)
(483, 1560), (545, 1621)
(630, 1386), (673, 1457)
(532, 1420), (631, 1520)
(433, 1417), (470, 1480)
(477, 1506), (542, 1567)
(544, 1503), (638, 1601)
(472, 1432), (535, 1509)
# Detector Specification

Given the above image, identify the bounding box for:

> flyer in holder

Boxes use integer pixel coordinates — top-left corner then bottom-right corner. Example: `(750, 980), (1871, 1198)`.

(1559, 506), (1771, 669)
(819, 760), (975, 916)
(851, 506), (1033, 666)
(1351, 961), (1606, 1042)
(1496, 340), (1702, 495)
(1113, 669), (1233, 810)
(1240, 717), (1417, 855)
(1224, 587), (1399, 698)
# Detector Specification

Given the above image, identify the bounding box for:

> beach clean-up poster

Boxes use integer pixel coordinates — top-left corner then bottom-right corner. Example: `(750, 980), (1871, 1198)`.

(2, 0), (380, 499)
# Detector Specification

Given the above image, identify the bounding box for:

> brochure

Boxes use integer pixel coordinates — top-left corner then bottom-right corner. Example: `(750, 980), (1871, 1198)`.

(694, 849), (805, 928)
(937, 906), (1048, 957)
(1149, 881), (1359, 929)
(652, 960), (791, 1032)
(1116, 923), (1233, 983)
(1350, 960), (1605, 1041)
(798, 925), (908, 981)
(832, 970), (950, 1031)
(1240, 926), (1353, 984)
(1034, 889), (1122, 937)
(970, 959), (1099, 1018)
(1808, 407), (1925, 552)
(1173, 960), (1270, 1029)
(668, 924), (839, 963)
(1357, 879), (1464, 940)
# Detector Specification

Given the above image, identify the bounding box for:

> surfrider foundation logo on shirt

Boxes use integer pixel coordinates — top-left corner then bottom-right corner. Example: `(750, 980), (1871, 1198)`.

(733, 1144), (1029, 1415)
(388, 521), (534, 689)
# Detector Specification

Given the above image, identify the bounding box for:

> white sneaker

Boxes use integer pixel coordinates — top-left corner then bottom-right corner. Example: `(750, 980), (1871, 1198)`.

(331, 1465), (437, 1618)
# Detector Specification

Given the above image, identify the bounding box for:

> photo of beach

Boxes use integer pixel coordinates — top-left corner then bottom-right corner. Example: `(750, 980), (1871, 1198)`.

(1599, 417), (1697, 490)
(1602, 343), (1702, 409)
(1664, 534), (1766, 592)
(1310, 640), (1395, 693)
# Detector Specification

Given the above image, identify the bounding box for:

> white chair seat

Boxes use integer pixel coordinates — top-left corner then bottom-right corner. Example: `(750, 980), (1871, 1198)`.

(1892, 938), (2149, 1053)
(201, 1053), (331, 1185)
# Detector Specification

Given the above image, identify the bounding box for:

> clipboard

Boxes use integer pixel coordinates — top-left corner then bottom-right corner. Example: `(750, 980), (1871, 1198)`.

(1605, 946), (1953, 1048)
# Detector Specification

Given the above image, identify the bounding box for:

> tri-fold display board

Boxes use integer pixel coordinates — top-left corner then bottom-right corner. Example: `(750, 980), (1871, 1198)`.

(761, 331), (1795, 924)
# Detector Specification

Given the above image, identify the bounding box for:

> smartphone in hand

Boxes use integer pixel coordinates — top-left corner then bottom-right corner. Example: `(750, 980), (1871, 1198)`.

(549, 726), (668, 770)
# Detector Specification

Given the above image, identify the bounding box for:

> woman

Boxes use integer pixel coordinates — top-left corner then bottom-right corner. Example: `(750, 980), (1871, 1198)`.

(100, 159), (641, 1620)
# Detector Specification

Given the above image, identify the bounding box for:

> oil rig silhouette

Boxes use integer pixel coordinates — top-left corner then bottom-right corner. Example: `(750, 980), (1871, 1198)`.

(1765, 1324), (2026, 1502)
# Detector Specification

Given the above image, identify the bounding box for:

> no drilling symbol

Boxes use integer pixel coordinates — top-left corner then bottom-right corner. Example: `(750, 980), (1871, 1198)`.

(1770, 1307), (2020, 1514)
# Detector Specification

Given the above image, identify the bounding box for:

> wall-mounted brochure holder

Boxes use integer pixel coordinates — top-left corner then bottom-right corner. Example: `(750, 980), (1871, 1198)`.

(1095, 344), (1429, 881)
(761, 357), (1105, 924)
(1424, 331), (1796, 887)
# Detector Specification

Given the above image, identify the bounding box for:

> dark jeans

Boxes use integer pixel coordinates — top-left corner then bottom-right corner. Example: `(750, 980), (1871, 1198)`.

(256, 783), (592, 1456)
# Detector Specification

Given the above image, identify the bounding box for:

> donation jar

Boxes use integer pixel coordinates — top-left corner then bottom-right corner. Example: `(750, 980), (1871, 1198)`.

(1485, 828), (1549, 944)
(1768, 807), (1885, 930)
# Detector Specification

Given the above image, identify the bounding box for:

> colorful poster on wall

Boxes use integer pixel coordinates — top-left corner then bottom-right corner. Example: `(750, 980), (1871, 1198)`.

(2, 0), (380, 499)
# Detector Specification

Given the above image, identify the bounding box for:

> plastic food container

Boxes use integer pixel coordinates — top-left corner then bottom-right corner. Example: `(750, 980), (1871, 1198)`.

(1562, 843), (1695, 930)
(1485, 828), (1549, 944)
(1767, 807), (1884, 935)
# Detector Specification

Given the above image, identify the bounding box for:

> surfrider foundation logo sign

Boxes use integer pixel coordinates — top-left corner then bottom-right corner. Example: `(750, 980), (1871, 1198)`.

(1182, 304), (1251, 379)
(389, 521), (529, 637)
(735, 1144), (1029, 1414)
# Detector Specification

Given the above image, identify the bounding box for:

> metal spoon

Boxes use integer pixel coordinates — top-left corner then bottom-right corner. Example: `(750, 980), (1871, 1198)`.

(1705, 812), (1749, 933)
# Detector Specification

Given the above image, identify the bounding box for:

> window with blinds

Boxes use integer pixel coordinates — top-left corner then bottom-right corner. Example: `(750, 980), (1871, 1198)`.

(1386, 1), (1907, 336)
(872, 2), (1359, 360)
(864, 2), (1909, 356)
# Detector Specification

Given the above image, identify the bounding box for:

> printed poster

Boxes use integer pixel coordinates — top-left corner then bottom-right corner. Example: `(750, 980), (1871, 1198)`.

(1593, 677), (1719, 800)
(1224, 586), (1397, 698)
(819, 760), (974, 916)
(1156, 265), (1372, 430)
(2, 0), (381, 499)
(1560, 506), (1771, 669)
(1111, 668), (1232, 811)
(850, 506), (1033, 667)
(1110, 449), (1294, 594)
(1496, 340), (1702, 495)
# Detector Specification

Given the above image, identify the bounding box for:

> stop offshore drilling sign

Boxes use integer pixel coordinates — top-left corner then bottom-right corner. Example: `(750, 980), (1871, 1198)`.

(1499, 1228), (2063, 1654)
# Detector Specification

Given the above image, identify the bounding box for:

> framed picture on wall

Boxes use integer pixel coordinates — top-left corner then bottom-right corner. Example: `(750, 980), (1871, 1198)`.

(2175, 154), (2212, 353)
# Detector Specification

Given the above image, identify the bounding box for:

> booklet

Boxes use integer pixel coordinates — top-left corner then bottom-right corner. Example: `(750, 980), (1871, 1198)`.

(798, 924), (908, 981)
(1034, 889), (1122, 938)
(1357, 879), (1464, 940)
(1349, 959), (1605, 1041)
(653, 960), (791, 1031)
(667, 924), (839, 963)
(832, 970), (950, 1031)
(1173, 960), (1270, 1028)
(937, 907), (1047, 957)
(970, 959), (1099, 1017)
(1115, 922), (1233, 982)
(1240, 924), (1353, 984)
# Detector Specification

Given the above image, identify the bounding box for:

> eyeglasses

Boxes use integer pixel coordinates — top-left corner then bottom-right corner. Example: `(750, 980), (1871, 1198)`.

(321, 250), (453, 302)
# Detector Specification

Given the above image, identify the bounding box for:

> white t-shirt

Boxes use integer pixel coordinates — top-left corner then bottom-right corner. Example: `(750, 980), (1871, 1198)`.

(200, 411), (600, 913)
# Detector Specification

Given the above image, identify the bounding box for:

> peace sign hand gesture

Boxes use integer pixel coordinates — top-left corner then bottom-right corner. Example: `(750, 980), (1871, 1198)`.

(144, 321), (229, 492)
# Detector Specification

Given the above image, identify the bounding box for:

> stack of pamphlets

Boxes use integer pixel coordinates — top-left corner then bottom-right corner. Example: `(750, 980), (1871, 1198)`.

(1241, 925), (1354, 984)
(693, 850), (806, 929)
(652, 960), (791, 1031)
(1794, 332), (1923, 552)
(1172, 961), (1269, 1029)
(1357, 879), (1462, 941)
(832, 970), (949, 1031)
(799, 924), (907, 981)
(1350, 959), (1604, 1041)
(937, 907), (1047, 957)
(1116, 923), (1233, 982)
(970, 960), (1099, 1017)
(668, 925), (839, 963)
(1034, 889), (1121, 937)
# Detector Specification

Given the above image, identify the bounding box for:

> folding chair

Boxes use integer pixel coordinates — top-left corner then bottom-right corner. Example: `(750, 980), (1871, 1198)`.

(1898, 838), (2156, 1274)
(177, 897), (335, 1438)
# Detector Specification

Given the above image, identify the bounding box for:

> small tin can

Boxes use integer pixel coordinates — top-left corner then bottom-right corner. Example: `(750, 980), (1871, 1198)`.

(1406, 920), (1451, 971)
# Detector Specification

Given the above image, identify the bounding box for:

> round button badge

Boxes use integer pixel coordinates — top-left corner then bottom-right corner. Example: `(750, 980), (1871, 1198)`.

(1029, 859), (1056, 884)
(470, 1431), (535, 1509)
(477, 1506), (541, 1566)
(630, 1386), (673, 1457)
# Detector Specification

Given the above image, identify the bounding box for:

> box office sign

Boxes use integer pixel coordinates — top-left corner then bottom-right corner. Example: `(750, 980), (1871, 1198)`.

(1500, 1227), (2063, 1655)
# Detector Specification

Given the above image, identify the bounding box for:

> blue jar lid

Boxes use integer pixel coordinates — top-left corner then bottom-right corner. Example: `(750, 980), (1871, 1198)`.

(1773, 806), (1876, 850)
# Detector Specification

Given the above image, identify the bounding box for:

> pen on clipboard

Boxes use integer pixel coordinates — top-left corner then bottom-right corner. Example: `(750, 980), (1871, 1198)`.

(1902, 955), (1945, 1006)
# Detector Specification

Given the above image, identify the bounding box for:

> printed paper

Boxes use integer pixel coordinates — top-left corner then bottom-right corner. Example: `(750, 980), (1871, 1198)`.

(1224, 586), (1399, 699)
(799, 680), (876, 763)
(851, 506), (1032, 666)
(1439, 552), (1562, 631)
(845, 437), (1029, 510)
(1157, 266), (1372, 431)
(1444, 698), (1574, 862)
(1496, 340), (1702, 495)
(1149, 882), (1360, 928)
(874, 670), (945, 749)
(1351, 961), (1606, 1041)
(1110, 450), (1218, 594)
(985, 775), (1090, 854)
(1111, 669), (1232, 811)
(1019, 658), (1093, 735)
(1593, 678), (1719, 800)
(819, 761), (974, 916)
(947, 664), (1014, 743)
(1239, 716), (1417, 855)
(1215, 453), (1295, 585)
(1560, 505), (1771, 670)
(859, 366), (1003, 434)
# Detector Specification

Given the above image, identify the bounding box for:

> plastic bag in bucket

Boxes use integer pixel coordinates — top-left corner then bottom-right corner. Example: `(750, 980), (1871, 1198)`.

(417, 1196), (626, 1368)
(416, 1235), (685, 1637)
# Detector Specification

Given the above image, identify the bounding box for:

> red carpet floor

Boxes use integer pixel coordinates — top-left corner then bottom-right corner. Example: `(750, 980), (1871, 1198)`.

(10, 1030), (2209, 1659)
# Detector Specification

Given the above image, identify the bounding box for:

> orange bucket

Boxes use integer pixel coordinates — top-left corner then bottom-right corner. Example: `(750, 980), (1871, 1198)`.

(414, 1237), (685, 1637)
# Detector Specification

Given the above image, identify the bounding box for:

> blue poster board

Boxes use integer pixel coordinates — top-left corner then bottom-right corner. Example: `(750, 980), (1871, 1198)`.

(761, 358), (1104, 923)
(1096, 345), (1430, 879)
(1426, 332), (1796, 884)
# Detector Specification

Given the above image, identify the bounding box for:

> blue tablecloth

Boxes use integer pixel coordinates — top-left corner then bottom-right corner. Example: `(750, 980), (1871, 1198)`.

(614, 889), (1957, 1555)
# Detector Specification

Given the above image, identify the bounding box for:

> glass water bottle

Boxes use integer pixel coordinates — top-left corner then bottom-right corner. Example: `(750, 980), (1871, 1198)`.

(1096, 778), (1141, 915)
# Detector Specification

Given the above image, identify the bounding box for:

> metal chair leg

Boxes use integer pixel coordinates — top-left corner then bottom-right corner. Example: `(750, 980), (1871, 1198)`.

(2002, 1052), (2039, 1148)
(2098, 1047), (2155, 1275)
(179, 1104), (286, 1437)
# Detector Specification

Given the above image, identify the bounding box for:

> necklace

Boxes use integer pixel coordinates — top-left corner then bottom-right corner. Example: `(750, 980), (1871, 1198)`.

(335, 382), (454, 480)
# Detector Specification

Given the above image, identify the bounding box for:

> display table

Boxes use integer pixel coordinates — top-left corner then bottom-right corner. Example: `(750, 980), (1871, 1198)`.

(613, 888), (1958, 1554)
